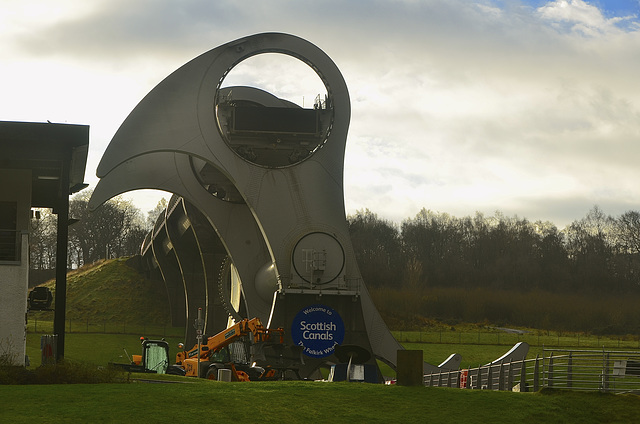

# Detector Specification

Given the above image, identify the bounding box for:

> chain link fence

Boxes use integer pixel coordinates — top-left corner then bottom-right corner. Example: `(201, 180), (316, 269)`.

(393, 330), (640, 349)
(26, 318), (181, 338)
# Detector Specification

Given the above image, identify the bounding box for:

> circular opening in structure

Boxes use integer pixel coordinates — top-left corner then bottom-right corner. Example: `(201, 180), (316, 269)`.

(216, 53), (332, 168)
(190, 156), (244, 204)
(221, 53), (327, 108)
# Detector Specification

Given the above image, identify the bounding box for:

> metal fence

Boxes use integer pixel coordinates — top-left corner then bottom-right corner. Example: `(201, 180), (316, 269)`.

(544, 349), (640, 393)
(425, 348), (640, 394)
(394, 330), (640, 349)
(26, 318), (181, 338)
(425, 357), (539, 391)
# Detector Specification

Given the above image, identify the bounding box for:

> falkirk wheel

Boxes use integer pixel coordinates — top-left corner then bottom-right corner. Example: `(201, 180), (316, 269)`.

(90, 33), (454, 379)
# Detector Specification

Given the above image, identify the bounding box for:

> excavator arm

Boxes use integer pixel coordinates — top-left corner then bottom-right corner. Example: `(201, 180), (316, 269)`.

(178, 318), (283, 362)
(176, 318), (287, 378)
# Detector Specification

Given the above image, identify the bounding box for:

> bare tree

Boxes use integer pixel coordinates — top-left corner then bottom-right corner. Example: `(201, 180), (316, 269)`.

(146, 198), (168, 231)
(68, 190), (146, 266)
(29, 208), (57, 269)
(348, 209), (402, 288)
(565, 206), (616, 291)
(613, 211), (640, 254)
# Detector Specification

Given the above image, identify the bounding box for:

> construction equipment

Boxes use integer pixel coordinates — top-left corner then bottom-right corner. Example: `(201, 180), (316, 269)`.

(113, 317), (301, 380)
(175, 317), (300, 381)
(28, 286), (53, 311)
(111, 337), (176, 374)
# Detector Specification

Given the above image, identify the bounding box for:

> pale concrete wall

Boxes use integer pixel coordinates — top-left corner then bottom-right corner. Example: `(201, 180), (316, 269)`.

(0, 233), (29, 365)
(0, 169), (31, 366)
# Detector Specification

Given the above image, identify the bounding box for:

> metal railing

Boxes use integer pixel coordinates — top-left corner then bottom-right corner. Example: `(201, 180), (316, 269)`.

(424, 348), (640, 394)
(544, 349), (640, 393)
(425, 356), (541, 392)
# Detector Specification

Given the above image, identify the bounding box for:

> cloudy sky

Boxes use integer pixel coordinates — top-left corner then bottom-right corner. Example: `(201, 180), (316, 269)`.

(3, 0), (640, 229)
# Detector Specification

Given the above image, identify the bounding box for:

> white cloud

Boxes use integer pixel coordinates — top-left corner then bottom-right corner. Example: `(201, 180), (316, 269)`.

(3, 1), (640, 228)
(537, 0), (636, 35)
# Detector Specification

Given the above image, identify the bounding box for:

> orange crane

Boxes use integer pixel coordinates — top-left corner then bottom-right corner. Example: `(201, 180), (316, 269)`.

(174, 318), (288, 380)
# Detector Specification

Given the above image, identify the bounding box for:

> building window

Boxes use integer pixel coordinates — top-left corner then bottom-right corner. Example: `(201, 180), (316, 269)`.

(0, 201), (17, 261)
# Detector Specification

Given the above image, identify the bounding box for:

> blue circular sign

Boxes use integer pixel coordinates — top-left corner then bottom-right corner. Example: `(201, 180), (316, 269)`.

(291, 304), (345, 358)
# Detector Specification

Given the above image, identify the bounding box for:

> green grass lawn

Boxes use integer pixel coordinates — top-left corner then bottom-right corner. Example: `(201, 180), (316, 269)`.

(25, 331), (541, 380)
(392, 328), (640, 350)
(11, 328), (640, 423)
(1, 381), (639, 423)
(26, 332), (185, 368)
(17, 260), (640, 422)
(26, 327), (639, 379)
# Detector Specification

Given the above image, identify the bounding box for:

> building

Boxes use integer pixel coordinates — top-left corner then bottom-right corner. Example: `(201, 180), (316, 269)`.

(0, 121), (89, 365)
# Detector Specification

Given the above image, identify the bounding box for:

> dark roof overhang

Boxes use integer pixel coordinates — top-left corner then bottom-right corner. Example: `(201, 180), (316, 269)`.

(0, 121), (90, 211)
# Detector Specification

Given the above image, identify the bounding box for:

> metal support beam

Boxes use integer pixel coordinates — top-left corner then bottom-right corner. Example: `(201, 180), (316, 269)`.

(53, 158), (70, 361)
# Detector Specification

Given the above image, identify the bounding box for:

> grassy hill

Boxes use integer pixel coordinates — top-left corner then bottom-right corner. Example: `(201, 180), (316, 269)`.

(30, 257), (640, 338)
(32, 258), (171, 325)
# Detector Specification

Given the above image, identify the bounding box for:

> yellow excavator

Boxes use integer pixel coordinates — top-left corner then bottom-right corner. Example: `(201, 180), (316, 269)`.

(174, 317), (293, 380)
(116, 317), (302, 381)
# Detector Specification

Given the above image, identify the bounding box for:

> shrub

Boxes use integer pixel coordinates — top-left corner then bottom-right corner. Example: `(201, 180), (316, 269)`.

(0, 360), (126, 385)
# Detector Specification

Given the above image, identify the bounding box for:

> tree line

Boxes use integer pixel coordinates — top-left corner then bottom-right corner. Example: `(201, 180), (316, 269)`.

(30, 191), (166, 270)
(31, 190), (640, 298)
(348, 206), (640, 295)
